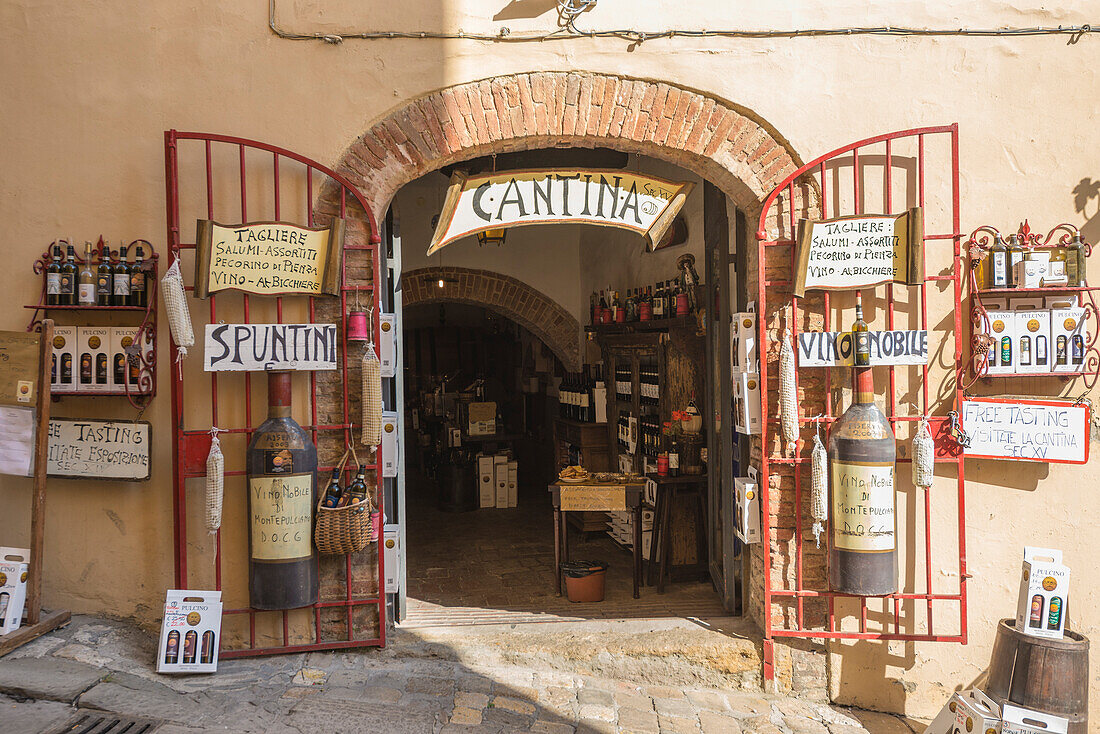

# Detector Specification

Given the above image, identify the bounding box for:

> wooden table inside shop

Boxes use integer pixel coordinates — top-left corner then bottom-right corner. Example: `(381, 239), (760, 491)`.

(549, 480), (646, 599)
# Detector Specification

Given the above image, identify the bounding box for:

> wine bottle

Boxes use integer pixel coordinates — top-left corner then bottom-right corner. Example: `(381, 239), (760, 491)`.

(78, 241), (95, 305)
(322, 467), (343, 508)
(828, 363), (897, 596)
(113, 243), (131, 307)
(989, 234), (1008, 288)
(59, 243), (77, 306)
(852, 293), (872, 366)
(45, 245), (61, 306)
(345, 466), (367, 506)
(130, 244), (147, 308)
(246, 371), (319, 610)
(96, 242), (113, 306)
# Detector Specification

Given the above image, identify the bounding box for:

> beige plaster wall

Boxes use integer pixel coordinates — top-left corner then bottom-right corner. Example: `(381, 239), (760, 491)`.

(2, 0), (1099, 719)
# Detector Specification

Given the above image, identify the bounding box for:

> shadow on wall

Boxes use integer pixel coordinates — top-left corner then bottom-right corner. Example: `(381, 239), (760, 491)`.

(1072, 178), (1100, 246)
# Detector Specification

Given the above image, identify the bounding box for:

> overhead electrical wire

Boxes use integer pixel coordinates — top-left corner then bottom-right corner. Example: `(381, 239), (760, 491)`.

(268, 0), (1095, 46)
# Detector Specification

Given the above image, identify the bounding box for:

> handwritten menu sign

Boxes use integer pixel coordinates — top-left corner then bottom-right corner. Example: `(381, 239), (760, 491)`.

(961, 397), (1090, 464)
(204, 323), (337, 372)
(0, 332), (39, 408)
(797, 330), (928, 366)
(792, 208), (924, 297)
(47, 419), (151, 480)
(194, 219), (344, 298)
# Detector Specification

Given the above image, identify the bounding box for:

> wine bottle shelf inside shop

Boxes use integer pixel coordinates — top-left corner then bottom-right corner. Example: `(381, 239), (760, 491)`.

(966, 221), (1098, 385)
(27, 238), (159, 408)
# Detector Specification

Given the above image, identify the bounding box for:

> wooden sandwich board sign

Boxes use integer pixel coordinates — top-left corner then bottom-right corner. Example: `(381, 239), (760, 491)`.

(792, 208), (924, 297)
(427, 169), (694, 255)
(46, 419), (152, 480)
(194, 219), (344, 298)
(203, 323), (338, 372)
(960, 397), (1090, 464)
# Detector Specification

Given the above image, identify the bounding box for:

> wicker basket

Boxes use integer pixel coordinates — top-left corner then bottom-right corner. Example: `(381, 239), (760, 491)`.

(314, 446), (374, 555)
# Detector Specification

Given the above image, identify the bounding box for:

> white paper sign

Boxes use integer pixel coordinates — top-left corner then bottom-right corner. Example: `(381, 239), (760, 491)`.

(797, 330), (928, 367)
(961, 398), (1090, 464)
(0, 406), (36, 477)
(204, 323), (337, 372)
(801, 216), (903, 289)
(47, 419), (151, 480)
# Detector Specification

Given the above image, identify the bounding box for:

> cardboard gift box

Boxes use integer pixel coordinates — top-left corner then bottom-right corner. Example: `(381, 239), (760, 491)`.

(506, 460), (518, 508)
(477, 453), (496, 508)
(77, 326), (111, 393)
(1016, 546), (1070, 639)
(1050, 306), (1086, 373)
(734, 478), (760, 544)
(156, 589), (222, 673)
(734, 373), (762, 435)
(383, 525), (401, 594)
(1013, 308), (1051, 374)
(923, 689), (1000, 734)
(51, 326), (77, 390)
(467, 401), (497, 436)
(1001, 704), (1068, 734)
(981, 298), (1015, 375)
(378, 313), (396, 378)
(381, 411), (399, 478)
(0, 548), (30, 635)
(732, 310), (758, 373)
(494, 455), (508, 509)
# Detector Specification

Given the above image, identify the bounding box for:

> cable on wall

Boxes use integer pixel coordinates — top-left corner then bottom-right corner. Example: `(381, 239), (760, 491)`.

(269, 1), (1095, 46)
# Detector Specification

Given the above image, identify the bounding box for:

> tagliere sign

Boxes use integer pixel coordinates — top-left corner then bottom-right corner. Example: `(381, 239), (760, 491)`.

(427, 169), (694, 255)
(194, 219), (344, 298)
(793, 209), (924, 297)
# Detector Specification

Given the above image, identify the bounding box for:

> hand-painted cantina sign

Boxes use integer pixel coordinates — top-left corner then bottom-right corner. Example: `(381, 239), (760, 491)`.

(194, 219), (344, 298)
(792, 209), (924, 297)
(427, 169), (694, 255)
(797, 330), (928, 366)
(204, 323), (337, 372)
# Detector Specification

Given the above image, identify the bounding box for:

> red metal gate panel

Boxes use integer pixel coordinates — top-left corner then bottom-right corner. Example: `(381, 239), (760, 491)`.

(164, 130), (385, 656)
(755, 125), (966, 642)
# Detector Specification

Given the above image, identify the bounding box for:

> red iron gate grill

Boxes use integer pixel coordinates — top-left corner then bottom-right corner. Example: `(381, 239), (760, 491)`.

(164, 130), (386, 657)
(755, 125), (967, 643)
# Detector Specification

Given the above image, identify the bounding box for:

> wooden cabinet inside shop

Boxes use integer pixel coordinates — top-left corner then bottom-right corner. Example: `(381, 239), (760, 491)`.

(596, 325), (707, 577)
(553, 417), (611, 533)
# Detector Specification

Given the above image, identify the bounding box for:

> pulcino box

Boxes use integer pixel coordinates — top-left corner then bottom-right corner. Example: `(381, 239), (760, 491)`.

(157, 590), (223, 673)
(1015, 547), (1070, 640)
(0, 548), (30, 635)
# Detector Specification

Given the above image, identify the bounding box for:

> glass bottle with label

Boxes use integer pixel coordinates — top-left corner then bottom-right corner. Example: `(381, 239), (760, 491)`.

(113, 243), (131, 306)
(129, 244), (147, 308)
(322, 467), (343, 508)
(345, 465), (367, 506)
(45, 245), (62, 306)
(827, 362), (897, 596)
(988, 234), (1009, 288)
(59, 243), (77, 306)
(78, 241), (95, 305)
(246, 371), (319, 610)
(96, 242), (113, 306)
(1006, 234), (1024, 287)
(1019, 335), (1032, 367)
(852, 291), (871, 366)
(183, 630), (197, 664)
(164, 630), (180, 663)
(1035, 335), (1047, 367)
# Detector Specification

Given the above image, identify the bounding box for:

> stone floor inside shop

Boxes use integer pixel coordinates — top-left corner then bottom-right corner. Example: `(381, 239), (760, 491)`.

(401, 468), (726, 627)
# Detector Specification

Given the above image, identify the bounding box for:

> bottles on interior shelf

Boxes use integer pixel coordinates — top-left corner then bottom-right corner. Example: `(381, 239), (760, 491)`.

(588, 274), (695, 326)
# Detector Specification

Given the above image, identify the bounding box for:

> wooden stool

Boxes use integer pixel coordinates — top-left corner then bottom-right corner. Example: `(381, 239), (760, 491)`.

(646, 477), (707, 593)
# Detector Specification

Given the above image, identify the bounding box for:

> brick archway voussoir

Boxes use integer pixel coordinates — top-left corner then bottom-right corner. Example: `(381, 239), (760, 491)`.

(324, 72), (799, 219)
(403, 267), (581, 371)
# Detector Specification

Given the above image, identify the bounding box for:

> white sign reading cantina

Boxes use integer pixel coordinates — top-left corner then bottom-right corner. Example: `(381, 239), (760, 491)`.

(427, 169), (694, 255)
(204, 323), (337, 372)
(961, 397), (1090, 464)
(797, 330), (928, 367)
(792, 209), (924, 297)
(47, 419), (151, 480)
(194, 219), (344, 298)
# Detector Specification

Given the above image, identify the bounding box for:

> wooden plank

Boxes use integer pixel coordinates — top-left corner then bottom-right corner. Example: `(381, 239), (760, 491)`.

(27, 320), (52, 626)
(0, 609), (70, 658)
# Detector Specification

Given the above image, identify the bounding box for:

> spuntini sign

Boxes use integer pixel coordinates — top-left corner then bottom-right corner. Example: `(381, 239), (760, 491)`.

(427, 169), (693, 255)
(204, 323), (338, 372)
(961, 397), (1090, 464)
(793, 209), (924, 297)
(194, 219), (344, 298)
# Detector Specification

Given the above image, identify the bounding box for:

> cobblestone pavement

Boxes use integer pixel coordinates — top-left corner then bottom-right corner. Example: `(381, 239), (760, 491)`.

(0, 616), (925, 733)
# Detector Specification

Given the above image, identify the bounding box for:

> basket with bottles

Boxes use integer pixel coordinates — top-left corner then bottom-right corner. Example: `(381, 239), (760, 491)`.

(314, 446), (376, 555)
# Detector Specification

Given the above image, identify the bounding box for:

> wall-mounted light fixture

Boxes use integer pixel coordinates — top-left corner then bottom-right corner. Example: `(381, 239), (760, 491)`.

(477, 229), (506, 247)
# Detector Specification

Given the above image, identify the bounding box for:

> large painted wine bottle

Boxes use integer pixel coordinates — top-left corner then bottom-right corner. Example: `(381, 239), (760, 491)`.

(247, 371), (319, 610)
(827, 361), (898, 596)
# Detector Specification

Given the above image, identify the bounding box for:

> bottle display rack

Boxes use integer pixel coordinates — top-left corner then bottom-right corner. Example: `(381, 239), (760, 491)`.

(27, 239), (159, 409)
(965, 221), (1097, 387)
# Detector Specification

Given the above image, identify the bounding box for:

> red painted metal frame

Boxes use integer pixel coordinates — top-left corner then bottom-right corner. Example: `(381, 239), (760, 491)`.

(754, 124), (967, 643)
(164, 130), (386, 657)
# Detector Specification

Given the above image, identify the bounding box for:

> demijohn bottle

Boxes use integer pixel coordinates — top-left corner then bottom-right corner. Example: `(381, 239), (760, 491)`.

(246, 371), (319, 610)
(828, 358), (897, 596)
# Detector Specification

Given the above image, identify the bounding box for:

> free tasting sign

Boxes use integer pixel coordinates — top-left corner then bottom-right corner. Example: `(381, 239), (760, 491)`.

(47, 419), (151, 480)
(960, 397), (1090, 464)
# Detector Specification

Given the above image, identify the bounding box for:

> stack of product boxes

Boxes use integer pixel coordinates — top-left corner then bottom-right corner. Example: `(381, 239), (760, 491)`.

(924, 546), (1071, 734)
(0, 548), (30, 636)
(476, 452), (517, 509)
(731, 307), (761, 434)
(50, 326), (153, 393)
(605, 509), (654, 556)
(982, 295), (1085, 375)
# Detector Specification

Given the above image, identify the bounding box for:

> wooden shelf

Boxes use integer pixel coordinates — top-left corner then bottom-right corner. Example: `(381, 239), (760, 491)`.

(25, 304), (147, 311)
(554, 417), (606, 428)
(586, 315), (697, 335)
(645, 473), (708, 484)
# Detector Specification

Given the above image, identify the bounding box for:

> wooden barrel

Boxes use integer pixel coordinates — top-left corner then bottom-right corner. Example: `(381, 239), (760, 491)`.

(985, 618), (1089, 734)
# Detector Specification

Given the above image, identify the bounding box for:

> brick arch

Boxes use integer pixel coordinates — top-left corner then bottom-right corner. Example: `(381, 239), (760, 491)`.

(321, 71), (800, 220)
(402, 267), (581, 371)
